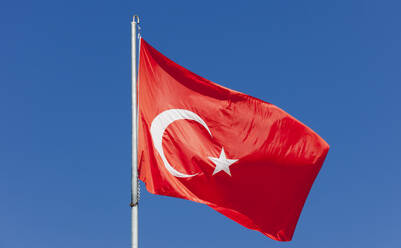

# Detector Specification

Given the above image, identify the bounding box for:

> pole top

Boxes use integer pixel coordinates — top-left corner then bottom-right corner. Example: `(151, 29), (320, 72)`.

(132, 15), (140, 24)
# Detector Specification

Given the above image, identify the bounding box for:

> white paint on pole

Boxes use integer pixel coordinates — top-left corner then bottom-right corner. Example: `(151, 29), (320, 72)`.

(131, 15), (139, 248)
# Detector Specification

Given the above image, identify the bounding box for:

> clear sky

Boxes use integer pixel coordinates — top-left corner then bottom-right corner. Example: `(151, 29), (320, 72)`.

(1, 0), (400, 247)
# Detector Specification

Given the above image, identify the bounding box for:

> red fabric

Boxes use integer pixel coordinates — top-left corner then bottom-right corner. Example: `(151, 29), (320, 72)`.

(138, 39), (329, 241)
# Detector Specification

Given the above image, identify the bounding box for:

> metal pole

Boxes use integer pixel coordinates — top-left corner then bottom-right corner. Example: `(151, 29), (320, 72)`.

(131, 15), (139, 248)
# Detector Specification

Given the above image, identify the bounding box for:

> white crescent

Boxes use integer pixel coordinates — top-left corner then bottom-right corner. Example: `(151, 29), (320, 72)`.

(150, 109), (212, 178)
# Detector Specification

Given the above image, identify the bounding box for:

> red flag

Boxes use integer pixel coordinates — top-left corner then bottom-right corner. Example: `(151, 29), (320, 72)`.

(138, 39), (329, 241)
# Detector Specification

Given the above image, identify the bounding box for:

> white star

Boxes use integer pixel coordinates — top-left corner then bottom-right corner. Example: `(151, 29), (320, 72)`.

(208, 148), (238, 176)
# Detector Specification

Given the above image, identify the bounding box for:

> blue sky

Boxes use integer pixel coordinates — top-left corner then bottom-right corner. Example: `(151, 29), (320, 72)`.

(1, 0), (400, 247)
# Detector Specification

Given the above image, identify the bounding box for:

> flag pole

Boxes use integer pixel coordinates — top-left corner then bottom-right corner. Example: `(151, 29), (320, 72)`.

(131, 15), (139, 248)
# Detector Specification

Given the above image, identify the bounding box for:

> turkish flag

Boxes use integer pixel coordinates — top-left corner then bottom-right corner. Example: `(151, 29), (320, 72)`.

(138, 39), (329, 241)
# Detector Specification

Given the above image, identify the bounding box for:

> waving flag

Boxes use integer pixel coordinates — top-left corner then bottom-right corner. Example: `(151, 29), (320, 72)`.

(137, 39), (329, 241)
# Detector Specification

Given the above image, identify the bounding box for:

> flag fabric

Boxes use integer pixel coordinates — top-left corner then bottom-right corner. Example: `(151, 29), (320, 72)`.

(137, 39), (329, 241)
